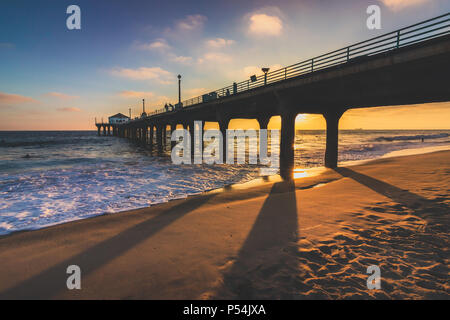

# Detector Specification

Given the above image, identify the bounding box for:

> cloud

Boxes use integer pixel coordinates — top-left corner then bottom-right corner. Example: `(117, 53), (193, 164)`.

(185, 88), (209, 97)
(169, 54), (194, 65)
(248, 13), (283, 36)
(198, 52), (232, 64)
(135, 38), (193, 64)
(0, 92), (37, 107)
(111, 67), (174, 84)
(57, 107), (81, 112)
(46, 92), (79, 100)
(136, 39), (171, 51)
(119, 91), (171, 106)
(163, 14), (207, 36)
(176, 14), (207, 31)
(379, 0), (430, 11)
(206, 38), (235, 48)
(119, 91), (155, 98)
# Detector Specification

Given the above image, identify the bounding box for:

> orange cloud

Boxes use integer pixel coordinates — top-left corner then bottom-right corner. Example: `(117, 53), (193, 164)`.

(46, 92), (79, 100)
(119, 91), (171, 106)
(380, 0), (430, 11)
(57, 107), (81, 112)
(119, 91), (155, 98)
(111, 67), (174, 84)
(184, 88), (210, 98)
(0, 92), (37, 107)
(242, 64), (283, 78)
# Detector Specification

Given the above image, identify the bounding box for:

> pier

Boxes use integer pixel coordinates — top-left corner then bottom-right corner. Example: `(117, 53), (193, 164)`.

(98, 14), (450, 179)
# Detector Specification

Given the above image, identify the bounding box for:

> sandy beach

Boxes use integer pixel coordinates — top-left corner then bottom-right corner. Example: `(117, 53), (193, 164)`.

(0, 150), (448, 299)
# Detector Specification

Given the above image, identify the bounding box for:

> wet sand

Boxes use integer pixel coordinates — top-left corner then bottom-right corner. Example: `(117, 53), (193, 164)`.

(0, 151), (448, 299)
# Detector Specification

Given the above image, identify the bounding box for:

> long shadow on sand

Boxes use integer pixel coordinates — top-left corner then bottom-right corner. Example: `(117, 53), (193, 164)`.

(0, 193), (217, 299)
(213, 181), (298, 299)
(334, 167), (449, 216)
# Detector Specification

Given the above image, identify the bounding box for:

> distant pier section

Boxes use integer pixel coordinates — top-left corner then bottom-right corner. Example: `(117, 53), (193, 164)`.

(95, 113), (130, 136)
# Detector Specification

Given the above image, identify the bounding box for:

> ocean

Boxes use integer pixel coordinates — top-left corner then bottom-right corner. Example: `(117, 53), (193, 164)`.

(0, 129), (449, 235)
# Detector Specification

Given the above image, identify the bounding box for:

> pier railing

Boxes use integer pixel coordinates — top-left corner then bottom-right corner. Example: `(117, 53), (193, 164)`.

(142, 13), (450, 119)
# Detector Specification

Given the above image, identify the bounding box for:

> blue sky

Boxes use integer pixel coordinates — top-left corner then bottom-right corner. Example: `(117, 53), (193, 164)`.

(0, 0), (449, 129)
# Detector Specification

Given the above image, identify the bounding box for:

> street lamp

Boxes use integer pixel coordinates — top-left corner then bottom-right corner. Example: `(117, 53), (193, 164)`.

(141, 99), (147, 117)
(177, 74), (182, 105)
(262, 67), (270, 85)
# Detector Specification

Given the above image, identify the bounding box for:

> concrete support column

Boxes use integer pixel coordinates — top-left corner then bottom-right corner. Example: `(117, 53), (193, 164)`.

(188, 122), (195, 158)
(280, 111), (296, 180)
(97, 126), (101, 136)
(324, 110), (344, 168)
(156, 125), (163, 152)
(107, 125), (111, 136)
(162, 125), (167, 149)
(170, 123), (177, 150)
(149, 126), (154, 148)
(218, 118), (230, 163)
(142, 126), (147, 144)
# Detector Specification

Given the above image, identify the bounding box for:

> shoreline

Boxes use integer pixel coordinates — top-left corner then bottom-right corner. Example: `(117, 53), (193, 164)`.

(0, 150), (448, 299)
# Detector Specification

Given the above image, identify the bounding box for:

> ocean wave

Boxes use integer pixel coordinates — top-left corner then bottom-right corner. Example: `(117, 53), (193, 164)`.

(374, 133), (449, 142)
(0, 138), (105, 148)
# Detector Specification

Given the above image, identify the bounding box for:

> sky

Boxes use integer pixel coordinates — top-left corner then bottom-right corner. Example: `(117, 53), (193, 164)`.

(0, 0), (449, 130)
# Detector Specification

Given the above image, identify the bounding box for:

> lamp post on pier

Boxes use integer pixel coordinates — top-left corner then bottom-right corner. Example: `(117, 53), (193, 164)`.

(262, 67), (270, 86)
(177, 74), (182, 105)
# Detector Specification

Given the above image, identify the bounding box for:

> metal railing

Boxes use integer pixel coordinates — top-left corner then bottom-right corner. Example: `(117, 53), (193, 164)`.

(140, 13), (449, 120)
